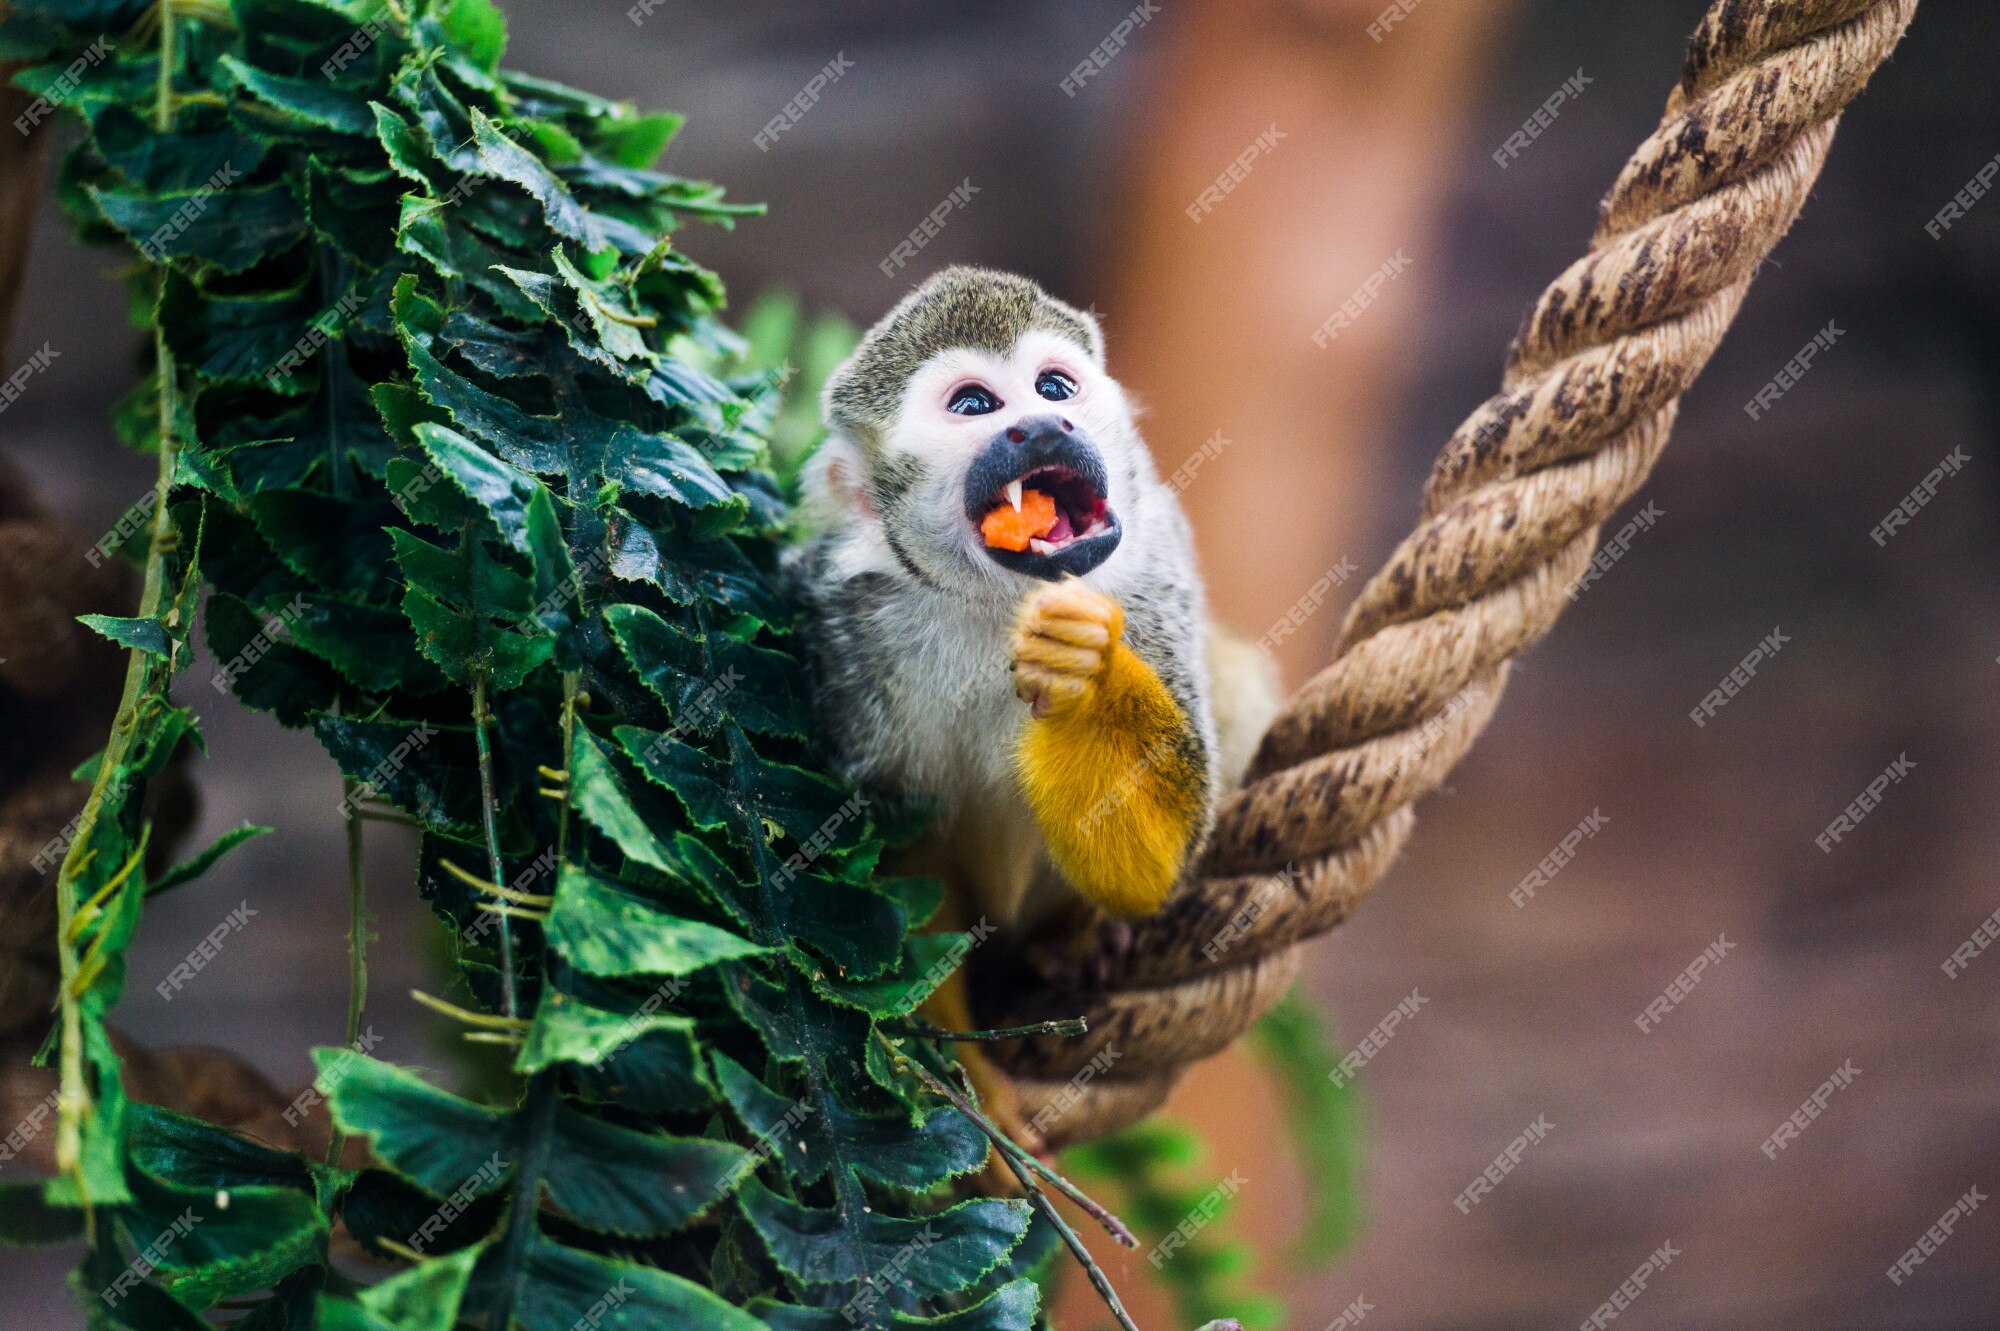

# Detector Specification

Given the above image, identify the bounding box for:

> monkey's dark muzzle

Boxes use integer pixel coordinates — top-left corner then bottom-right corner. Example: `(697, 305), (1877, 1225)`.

(965, 415), (1121, 580)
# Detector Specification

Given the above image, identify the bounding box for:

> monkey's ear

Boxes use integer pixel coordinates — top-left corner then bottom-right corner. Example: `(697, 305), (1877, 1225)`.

(1048, 296), (1107, 367)
(1075, 308), (1108, 367)
(801, 435), (876, 526)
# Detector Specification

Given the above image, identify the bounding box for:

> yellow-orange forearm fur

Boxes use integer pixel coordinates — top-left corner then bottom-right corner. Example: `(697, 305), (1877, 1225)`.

(1015, 636), (1204, 917)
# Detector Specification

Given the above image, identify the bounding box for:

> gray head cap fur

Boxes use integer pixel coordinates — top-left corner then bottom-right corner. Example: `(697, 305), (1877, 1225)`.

(822, 266), (1105, 449)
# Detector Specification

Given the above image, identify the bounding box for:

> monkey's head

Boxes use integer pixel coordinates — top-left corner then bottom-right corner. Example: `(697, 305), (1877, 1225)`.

(811, 267), (1163, 594)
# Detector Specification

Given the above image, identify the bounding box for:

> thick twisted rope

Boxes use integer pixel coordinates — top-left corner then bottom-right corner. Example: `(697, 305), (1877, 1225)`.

(994, 0), (1918, 1142)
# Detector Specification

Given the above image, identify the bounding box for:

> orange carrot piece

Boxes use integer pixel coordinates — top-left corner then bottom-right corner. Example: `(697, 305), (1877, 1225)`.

(979, 489), (1058, 551)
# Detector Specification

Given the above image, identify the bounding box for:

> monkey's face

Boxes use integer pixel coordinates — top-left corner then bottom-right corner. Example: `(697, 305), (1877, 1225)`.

(861, 330), (1147, 590)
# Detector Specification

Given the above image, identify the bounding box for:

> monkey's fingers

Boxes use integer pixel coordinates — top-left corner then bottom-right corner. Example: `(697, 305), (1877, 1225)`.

(1011, 586), (1126, 719)
(1025, 613), (1113, 652)
(1010, 636), (1103, 719)
(1016, 577), (1124, 643)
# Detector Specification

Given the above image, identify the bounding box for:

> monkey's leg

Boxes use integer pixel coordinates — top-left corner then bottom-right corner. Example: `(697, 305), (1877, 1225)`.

(1011, 579), (1207, 919)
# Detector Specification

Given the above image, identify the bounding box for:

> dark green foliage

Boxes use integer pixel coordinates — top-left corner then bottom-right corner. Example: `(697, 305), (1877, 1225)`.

(4, 1), (1047, 1325)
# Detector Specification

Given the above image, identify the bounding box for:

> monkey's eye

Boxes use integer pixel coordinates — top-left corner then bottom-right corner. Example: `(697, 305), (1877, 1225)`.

(948, 385), (999, 416)
(1036, 370), (1078, 402)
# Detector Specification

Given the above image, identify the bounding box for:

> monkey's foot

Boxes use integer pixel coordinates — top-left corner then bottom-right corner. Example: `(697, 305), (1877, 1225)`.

(1010, 578), (1123, 720)
(1026, 914), (1137, 991)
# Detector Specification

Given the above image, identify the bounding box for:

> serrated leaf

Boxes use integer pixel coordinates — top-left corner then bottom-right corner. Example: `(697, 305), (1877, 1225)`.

(118, 1153), (329, 1308)
(715, 1054), (983, 1193)
(517, 986), (691, 1073)
(542, 1106), (747, 1237)
(313, 715), (480, 829)
(411, 421), (537, 553)
(440, 0), (508, 74)
(486, 1236), (764, 1331)
(546, 861), (765, 979)
(221, 53), (378, 135)
(567, 728), (672, 872)
(604, 602), (806, 739)
(315, 1051), (514, 1199)
(318, 1244), (482, 1331)
(80, 612), (169, 656)
(736, 1178), (1031, 1302)
(751, 1279), (1042, 1331)
(89, 179), (308, 273)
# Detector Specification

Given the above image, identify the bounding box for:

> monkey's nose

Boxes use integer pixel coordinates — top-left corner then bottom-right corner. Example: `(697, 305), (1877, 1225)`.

(997, 415), (1072, 452)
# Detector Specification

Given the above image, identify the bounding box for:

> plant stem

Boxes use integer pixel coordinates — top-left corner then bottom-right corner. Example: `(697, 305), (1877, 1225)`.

(896, 1036), (1138, 1249)
(154, 0), (176, 134)
(487, 1069), (557, 1325)
(554, 671), (579, 868)
(887, 1035), (1143, 1329)
(881, 1018), (1087, 1043)
(470, 670), (517, 1019)
(50, 0), (181, 1211)
(1009, 1149), (1144, 1331)
(326, 778), (368, 1167)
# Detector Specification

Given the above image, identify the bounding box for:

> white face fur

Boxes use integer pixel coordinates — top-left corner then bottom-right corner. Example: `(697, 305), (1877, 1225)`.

(810, 330), (1165, 601)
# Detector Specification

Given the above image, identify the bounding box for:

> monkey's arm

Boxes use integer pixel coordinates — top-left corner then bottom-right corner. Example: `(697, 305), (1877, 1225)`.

(1011, 581), (1208, 918)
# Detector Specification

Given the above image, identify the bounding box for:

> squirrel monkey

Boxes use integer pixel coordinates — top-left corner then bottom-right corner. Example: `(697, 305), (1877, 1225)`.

(788, 268), (1279, 1151)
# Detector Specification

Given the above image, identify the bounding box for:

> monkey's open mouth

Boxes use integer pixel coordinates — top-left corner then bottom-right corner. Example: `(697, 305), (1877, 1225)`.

(964, 419), (1123, 580)
(980, 467), (1114, 554)
(976, 468), (1120, 579)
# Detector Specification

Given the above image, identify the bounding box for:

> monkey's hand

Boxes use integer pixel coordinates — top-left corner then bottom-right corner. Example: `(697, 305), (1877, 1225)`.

(1011, 579), (1207, 918)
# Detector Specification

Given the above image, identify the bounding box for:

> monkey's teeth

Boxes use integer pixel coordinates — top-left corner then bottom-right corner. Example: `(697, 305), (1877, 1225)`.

(1029, 537), (1058, 555)
(1005, 479), (1023, 512)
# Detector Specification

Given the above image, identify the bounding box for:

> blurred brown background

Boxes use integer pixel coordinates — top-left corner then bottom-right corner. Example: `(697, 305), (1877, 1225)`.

(3, 1), (1997, 1327)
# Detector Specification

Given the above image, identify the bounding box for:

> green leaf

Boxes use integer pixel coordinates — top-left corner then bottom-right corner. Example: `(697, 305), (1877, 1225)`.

(468, 107), (603, 252)
(411, 421), (537, 553)
(736, 1178), (1032, 1302)
(314, 1050), (515, 1199)
(570, 1022), (718, 1116)
(245, 489), (401, 600)
(673, 832), (906, 983)
(517, 986), (694, 1074)
(714, 1054), (985, 1193)
(314, 714), (481, 829)
(568, 728), (672, 872)
(545, 861), (766, 979)
(205, 591), (341, 727)
(751, 1279), (1042, 1331)
(441, 0), (508, 76)
(222, 53), (379, 134)
(318, 1244), (483, 1331)
(590, 111), (685, 170)
(542, 1106), (748, 1236)
(501, 1237), (764, 1331)
(617, 723), (854, 849)
(605, 602), (807, 740)
(147, 823), (272, 897)
(79, 612), (170, 656)
(118, 1154), (329, 1308)
(89, 179), (308, 273)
